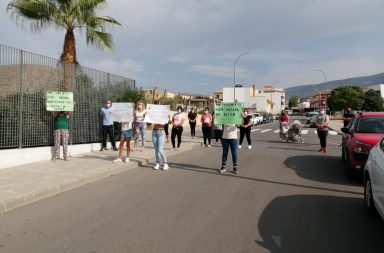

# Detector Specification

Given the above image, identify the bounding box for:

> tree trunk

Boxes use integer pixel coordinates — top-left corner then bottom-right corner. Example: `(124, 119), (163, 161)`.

(61, 29), (77, 91)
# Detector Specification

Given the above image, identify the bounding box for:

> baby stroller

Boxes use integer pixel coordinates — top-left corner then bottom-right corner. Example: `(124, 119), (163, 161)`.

(281, 120), (304, 143)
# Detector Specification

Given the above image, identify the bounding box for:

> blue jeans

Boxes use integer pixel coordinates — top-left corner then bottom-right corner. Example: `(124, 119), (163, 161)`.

(152, 129), (167, 164)
(221, 138), (238, 167)
(134, 122), (145, 147)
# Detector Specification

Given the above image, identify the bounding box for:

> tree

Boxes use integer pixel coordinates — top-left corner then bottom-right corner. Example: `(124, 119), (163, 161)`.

(327, 86), (364, 111)
(362, 89), (384, 111)
(7, 0), (121, 90)
(288, 96), (299, 108)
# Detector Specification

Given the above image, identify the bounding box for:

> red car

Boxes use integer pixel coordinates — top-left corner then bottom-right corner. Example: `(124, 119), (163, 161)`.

(341, 112), (384, 178)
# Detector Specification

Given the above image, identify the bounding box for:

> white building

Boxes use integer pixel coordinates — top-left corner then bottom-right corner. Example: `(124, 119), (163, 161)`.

(222, 85), (285, 114)
(367, 84), (384, 99)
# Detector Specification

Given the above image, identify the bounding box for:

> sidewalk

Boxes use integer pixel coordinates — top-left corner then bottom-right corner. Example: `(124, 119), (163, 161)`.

(0, 129), (202, 214)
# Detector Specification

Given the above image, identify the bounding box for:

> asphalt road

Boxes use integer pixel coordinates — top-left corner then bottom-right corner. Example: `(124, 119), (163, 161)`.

(0, 120), (383, 253)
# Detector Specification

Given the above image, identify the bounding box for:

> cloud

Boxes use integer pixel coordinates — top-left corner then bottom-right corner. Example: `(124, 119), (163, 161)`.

(81, 58), (143, 79)
(190, 64), (249, 78)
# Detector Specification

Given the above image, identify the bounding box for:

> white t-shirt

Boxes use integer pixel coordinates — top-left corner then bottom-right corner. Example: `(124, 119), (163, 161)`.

(172, 113), (184, 126)
(135, 110), (146, 123)
(222, 125), (238, 139)
(122, 122), (133, 131)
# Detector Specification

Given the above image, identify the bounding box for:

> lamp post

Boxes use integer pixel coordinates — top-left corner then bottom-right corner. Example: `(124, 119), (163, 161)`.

(234, 52), (249, 102)
(315, 69), (327, 111)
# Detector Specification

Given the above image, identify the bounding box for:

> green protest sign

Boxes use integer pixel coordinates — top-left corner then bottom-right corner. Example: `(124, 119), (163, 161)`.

(46, 91), (74, 111)
(214, 103), (243, 124)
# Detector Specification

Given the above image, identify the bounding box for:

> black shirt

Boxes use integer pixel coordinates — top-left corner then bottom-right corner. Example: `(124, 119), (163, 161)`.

(343, 112), (354, 127)
(242, 115), (252, 126)
(188, 112), (197, 121)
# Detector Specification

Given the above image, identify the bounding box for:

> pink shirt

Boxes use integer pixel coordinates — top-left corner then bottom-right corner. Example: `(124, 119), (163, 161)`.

(201, 114), (213, 127)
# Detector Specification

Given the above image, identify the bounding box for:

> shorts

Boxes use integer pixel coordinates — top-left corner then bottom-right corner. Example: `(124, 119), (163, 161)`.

(121, 129), (133, 138)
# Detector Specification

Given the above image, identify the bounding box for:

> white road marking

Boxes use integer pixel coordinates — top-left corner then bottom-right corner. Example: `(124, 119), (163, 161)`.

(329, 130), (338, 135)
(273, 129), (280, 133)
(301, 130), (309, 134)
(251, 129), (261, 132)
(261, 129), (272, 133)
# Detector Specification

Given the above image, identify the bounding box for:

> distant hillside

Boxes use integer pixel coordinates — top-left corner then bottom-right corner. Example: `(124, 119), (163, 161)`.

(285, 72), (384, 99)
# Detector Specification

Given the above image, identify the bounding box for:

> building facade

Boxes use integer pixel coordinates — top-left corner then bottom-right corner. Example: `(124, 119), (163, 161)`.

(310, 90), (331, 111)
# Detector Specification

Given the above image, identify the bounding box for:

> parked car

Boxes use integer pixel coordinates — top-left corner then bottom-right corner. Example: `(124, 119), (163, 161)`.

(251, 113), (263, 125)
(306, 111), (319, 124)
(363, 136), (384, 221)
(341, 112), (384, 177)
(262, 114), (273, 124)
(309, 114), (318, 128)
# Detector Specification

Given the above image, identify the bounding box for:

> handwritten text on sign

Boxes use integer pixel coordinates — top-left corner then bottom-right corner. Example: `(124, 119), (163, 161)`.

(144, 104), (170, 124)
(46, 91), (74, 111)
(214, 103), (243, 124)
(111, 103), (134, 122)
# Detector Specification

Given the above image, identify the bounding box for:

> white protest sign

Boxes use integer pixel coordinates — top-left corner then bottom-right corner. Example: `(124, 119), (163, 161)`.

(144, 104), (170, 124)
(111, 103), (134, 122)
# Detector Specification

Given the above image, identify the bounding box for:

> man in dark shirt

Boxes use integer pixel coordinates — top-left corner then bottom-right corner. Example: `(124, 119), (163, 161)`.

(342, 108), (354, 127)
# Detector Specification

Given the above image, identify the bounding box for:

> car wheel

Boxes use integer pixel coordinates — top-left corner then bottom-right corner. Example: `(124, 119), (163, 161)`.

(364, 175), (376, 214)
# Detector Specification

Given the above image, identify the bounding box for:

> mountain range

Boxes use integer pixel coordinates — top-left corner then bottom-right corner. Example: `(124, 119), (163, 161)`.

(285, 72), (384, 99)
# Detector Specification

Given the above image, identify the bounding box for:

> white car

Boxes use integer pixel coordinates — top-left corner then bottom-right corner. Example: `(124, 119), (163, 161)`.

(364, 136), (384, 221)
(251, 113), (263, 125)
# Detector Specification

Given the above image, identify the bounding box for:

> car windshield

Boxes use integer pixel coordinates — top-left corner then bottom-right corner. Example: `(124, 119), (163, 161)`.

(356, 117), (384, 133)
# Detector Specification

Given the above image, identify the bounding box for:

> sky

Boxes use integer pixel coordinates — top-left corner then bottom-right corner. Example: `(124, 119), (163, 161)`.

(1, 0), (384, 95)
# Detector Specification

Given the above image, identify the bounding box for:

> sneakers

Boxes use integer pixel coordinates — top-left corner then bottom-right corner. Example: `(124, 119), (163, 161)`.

(51, 157), (56, 162)
(153, 163), (160, 170)
(238, 145), (242, 149)
(233, 167), (238, 174)
(124, 157), (130, 163)
(218, 166), (226, 173)
(322, 148), (327, 153)
(248, 145), (252, 150)
(113, 147), (118, 151)
(113, 158), (123, 163)
(207, 144), (211, 148)
(100, 147), (105, 151)
(64, 157), (70, 161)
(163, 164), (169, 171)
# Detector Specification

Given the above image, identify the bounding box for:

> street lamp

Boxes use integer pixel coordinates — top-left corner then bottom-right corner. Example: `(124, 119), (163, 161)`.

(234, 52), (249, 102)
(315, 69), (327, 111)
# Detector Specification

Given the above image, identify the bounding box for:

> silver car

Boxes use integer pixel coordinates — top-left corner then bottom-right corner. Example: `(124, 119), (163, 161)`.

(364, 136), (384, 221)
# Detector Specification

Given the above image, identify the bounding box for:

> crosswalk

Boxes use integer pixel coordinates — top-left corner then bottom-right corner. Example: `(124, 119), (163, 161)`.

(250, 128), (339, 136)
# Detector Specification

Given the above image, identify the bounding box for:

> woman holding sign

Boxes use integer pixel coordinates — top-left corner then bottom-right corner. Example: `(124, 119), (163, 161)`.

(134, 101), (147, 151)
(51, 111), (71, 162)
(201, 107), (213, 147)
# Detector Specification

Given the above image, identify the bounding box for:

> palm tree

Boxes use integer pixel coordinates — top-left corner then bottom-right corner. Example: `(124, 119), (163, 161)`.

(7, 0), (121, 90)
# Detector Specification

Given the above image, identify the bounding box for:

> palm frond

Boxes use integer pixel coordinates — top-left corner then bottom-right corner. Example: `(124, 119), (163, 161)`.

(86, 28), (114, 51)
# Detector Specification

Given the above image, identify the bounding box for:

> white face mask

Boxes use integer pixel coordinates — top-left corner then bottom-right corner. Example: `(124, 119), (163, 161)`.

(178, 110), (182, 113)
(138, 105), (142, 109)
(205, 110), (209, 114)
(244, 112), (248, 116)
(320, 111), (325, 115)
(106, 103), (111, 108)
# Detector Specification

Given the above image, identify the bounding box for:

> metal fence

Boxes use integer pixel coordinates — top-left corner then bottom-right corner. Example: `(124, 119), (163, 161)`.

(0, 44), (137, 149)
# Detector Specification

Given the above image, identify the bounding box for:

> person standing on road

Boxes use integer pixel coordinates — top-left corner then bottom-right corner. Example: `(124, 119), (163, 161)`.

(114, 121), (133, 163)
(188, 108), (197, 138)
(342, 108), (354, 127)
(239, 109), (253, 149)
(201, 107), (213, 147)
(134, 101), (146, 150)
(315, 110), (330, 153)
(100, 99), (118, 151)
(151, 123), (169, 171)
(171, 106), (185, 149)
(51, 111), (71, 161)
(219, 124), (239, 174)
(279, 110), (289, 139)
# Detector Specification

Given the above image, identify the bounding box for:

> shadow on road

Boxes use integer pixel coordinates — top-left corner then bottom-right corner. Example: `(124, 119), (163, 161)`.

(283, 155), (360, 186)
(257, 195), (384, 253)
(170, 162), (361, 196)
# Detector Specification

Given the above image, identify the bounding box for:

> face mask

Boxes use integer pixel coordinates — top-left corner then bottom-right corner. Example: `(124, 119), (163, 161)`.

(138, 105), (142, 109)
(205, 111), (208, 114)
(106, 104), (111, 108)
(320, 111), (325, 115)
(244, 112), (248, 116)
(192, 110), (195, 113)
(178, 110), (182, 113)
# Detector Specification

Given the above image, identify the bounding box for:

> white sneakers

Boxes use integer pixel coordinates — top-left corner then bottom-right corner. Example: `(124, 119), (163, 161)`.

(238, 145), (242, 149)
(153, 163), (169, 171)
(248, 145), (252, 149)
(114, 157), (129, 163)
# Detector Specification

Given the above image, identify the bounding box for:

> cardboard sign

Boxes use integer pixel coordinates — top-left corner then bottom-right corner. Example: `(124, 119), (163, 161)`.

(214, 103), (243, 124)
(46, 91), (74, 111)
(111, 103), (134, 122)
(144, 104), (170, 124)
